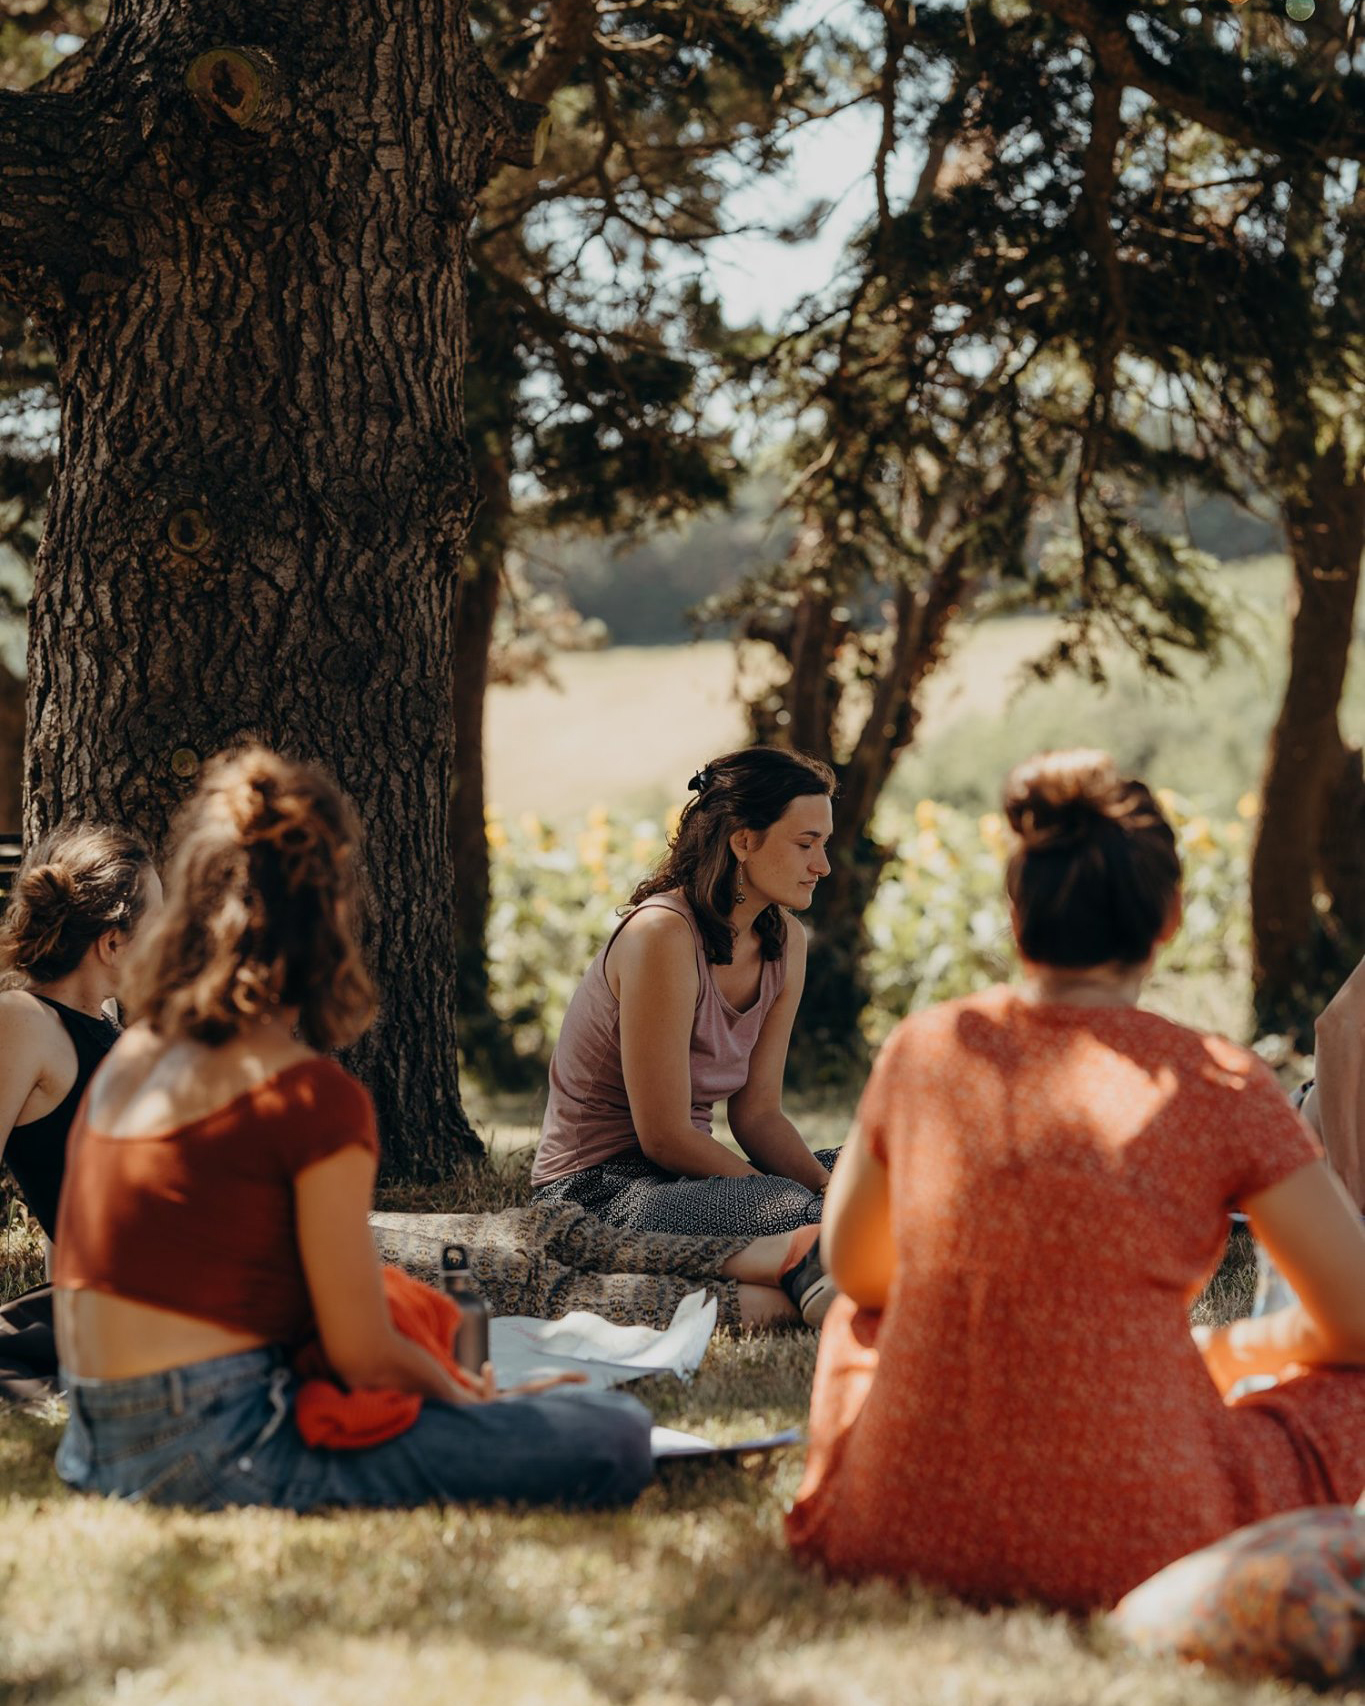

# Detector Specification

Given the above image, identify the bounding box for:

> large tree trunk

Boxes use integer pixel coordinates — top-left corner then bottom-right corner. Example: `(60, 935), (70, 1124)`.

(450, 543), (499, 1058)
(1, 0), (537, 1179)
(794, 828), (891, 1078)
(0, 658), (23, 830)
(1250, 446), (1365, 1041)
(763, 542), (969, 1076)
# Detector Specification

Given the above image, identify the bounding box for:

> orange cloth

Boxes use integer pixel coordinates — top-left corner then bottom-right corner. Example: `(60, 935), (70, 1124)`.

(293, 1266), (472, 1449)
(787, 987), (1365, 1611)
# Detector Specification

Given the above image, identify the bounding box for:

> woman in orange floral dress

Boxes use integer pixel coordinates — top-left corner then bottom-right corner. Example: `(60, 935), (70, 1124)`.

(787, 750), (1365, 1611)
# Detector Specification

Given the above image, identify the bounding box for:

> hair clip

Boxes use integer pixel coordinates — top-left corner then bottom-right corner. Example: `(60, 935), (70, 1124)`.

(687, 768), (713, 794)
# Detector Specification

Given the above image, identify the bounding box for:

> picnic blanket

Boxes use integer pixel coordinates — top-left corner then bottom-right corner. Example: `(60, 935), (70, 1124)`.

(1, 1203), (743, 1408)
(371, 1204), (747, 1333)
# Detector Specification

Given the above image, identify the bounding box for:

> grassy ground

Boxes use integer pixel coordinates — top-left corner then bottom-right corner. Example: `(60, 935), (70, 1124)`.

(0, 1142), (1329, 1706)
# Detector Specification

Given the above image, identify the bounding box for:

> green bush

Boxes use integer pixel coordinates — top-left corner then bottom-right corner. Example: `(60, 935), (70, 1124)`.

(482, 791), (1255, 1071)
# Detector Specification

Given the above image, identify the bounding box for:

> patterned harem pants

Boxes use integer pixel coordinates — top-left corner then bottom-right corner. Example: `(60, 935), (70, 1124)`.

(531, 1148), (841, 1239)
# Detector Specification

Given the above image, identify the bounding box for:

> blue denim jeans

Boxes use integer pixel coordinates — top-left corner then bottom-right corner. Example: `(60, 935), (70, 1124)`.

(57, 1347), (654, 1511)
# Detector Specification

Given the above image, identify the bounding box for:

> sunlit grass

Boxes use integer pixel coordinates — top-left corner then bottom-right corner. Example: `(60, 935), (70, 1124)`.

(2, 1199), (1320, 1706)
(1, 1197), (45, 1304)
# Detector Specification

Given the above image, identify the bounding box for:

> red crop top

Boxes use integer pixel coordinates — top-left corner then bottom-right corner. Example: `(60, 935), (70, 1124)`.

(54, 1057), (379, 1347)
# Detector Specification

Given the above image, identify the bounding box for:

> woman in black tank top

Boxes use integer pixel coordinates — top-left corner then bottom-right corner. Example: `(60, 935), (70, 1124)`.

(0, 826), (159, 1399)
(6, 997), (120, 1240)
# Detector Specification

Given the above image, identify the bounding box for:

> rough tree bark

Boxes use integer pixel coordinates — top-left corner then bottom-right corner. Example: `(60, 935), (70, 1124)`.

(0, 659), (23, 829)
(1250, 444), (1365, 1039)
(0, 0), (541, 1179)
(449, 450), (516, 1080)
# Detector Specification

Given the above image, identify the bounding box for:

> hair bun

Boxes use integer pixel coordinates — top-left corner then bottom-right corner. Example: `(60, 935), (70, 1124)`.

(10, 864), (77, 968)
(1003, 749), (1124, 852)
(0, 825), (152, 984)
(217, 752), (339, 892)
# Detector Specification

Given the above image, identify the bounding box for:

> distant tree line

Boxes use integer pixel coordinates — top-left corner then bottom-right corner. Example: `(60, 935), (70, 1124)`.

(527, 482), (1278, 648)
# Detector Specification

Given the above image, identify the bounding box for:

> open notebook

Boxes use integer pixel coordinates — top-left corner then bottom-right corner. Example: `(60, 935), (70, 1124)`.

(486, 1290), (804, 1461)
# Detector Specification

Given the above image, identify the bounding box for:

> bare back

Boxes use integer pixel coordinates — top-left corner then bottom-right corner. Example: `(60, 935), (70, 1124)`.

(56, 1021), (317, 1380)
(0, 989), (81, 1138)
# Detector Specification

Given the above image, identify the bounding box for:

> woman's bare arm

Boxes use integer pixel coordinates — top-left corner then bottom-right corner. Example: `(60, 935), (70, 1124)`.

(727, 925), (829, 1192)
(295, 1147), (488, 1403)
(1198, 1159), (1365, 1394)
(820, 1119), (894, 1309)
(0, 992), (57, 1160)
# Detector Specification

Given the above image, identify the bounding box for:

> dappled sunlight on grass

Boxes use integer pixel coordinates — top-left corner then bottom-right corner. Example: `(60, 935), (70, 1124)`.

(2, 1239), (1335, 1706)
(2, 1445), (1349, 1706)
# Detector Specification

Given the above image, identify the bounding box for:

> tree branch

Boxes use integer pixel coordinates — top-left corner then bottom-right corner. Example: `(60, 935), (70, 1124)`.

(1034, 0), (1365, 161)
(871, 0), (913, 251)
(0, 89), (96, 317)
(1073, 69), (1126, 544)
(513, 0), (601, 106)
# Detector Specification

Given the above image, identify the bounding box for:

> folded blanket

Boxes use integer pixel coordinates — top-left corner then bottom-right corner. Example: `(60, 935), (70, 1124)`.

(292, 1266), (471, 1449)
(370, 1203), (746, 1333)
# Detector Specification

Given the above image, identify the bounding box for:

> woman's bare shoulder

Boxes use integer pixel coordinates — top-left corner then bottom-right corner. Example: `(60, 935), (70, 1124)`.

(89, 1024), (322, 1133)
(614, 902), (696, 956)
(0, 987), (56, 1039)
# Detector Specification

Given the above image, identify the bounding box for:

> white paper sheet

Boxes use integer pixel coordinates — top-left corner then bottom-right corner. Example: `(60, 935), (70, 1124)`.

(649, 1425), (804, 1460)
(489, 1288), (717, 1391)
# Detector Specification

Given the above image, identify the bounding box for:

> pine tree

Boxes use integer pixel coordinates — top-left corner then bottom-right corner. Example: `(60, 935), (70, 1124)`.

(724, 0), (1365, 1061)
(0, 0), (558, 1177)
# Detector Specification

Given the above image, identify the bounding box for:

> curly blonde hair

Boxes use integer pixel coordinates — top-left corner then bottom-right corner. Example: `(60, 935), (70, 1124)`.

(126, 746), (376, 1048)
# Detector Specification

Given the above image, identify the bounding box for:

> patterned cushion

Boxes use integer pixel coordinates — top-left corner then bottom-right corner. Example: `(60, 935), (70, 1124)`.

(1112, 1506), (1365, 1685)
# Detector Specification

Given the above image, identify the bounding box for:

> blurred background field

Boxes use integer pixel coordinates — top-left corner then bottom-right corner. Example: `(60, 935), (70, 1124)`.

(476, 550), (1339, 1113)
(489, 553), (1365, 833)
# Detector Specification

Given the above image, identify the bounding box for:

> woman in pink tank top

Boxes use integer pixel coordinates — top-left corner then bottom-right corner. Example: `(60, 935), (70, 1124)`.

(532, 748), (841, 1323)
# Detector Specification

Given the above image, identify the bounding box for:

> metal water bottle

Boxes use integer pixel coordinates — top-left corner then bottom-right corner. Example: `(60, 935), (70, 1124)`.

(440, 1243), (491, 1375)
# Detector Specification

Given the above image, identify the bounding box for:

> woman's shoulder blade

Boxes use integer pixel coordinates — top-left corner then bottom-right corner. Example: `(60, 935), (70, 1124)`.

(0, 988), (69, 1069)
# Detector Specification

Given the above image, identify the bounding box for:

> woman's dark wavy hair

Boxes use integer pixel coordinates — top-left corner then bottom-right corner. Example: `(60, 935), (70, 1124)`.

(125, 745), (376, 1049)
(630, 747), (836, 965)
(1003, 749), (1181, 969)
(0, 825), (154, 986)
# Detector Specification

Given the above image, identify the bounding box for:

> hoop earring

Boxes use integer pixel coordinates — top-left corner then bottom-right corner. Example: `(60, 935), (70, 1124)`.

(735, 860), (746, 905)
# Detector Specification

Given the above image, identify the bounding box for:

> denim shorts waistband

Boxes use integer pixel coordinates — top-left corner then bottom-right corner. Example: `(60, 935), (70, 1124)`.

(62, 1346), (286, 1418)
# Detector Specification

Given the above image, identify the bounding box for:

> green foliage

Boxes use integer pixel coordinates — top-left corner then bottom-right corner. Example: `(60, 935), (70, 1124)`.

(0, 1187), (44, 1303)
(469, 0), (809, 548)
(859, 793), (1252, 1046)
(895, 552), (1365, 821)
(478, 790), (1255, 1078)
